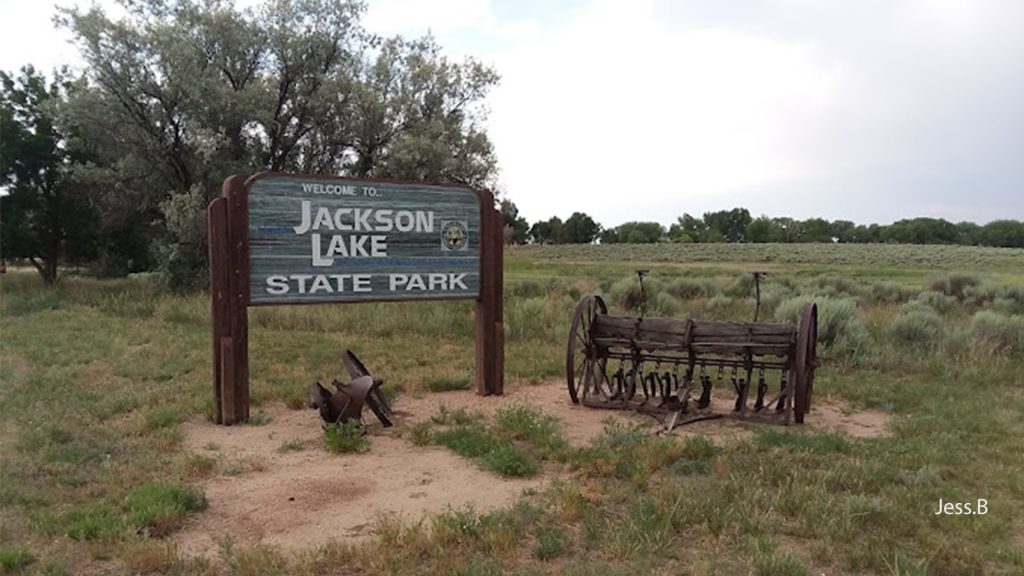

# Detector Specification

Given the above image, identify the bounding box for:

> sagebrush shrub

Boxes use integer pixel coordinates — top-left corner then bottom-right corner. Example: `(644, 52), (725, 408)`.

(969, 311), (1024, 355)
(666, 277), (719, 300)
(869, 281), (915, 304)
(913, 290), (958, 314)
(992, 285), (1024, 315)
(649, 292), (682, 317)
(775, 296), (872, 361)
(929, 273), (980, 301)
(963, 285), (997, 307)
(886, 308), (945, 348)
(726, 274), (756, 297)
(813, 275), (859, 297)
(506, 298), (546, 341)
(702, 295), (735, 319)
(609, 276), (664, 312)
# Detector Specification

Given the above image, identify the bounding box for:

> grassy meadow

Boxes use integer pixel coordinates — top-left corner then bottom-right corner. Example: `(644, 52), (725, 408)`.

(1, 243), (1023, 575)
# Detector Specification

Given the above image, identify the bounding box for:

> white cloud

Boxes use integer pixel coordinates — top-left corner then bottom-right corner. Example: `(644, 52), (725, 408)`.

(487, 0), (844, 224)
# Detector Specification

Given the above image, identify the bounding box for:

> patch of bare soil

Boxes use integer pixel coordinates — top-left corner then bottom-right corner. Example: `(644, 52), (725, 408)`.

(175, 380), (888, 555)
(804, 398), (892, 438)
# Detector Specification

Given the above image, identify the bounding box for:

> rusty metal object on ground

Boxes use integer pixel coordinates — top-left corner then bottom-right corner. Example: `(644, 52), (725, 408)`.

(309, 350), (394, 428)
(566, 292), (818, 430)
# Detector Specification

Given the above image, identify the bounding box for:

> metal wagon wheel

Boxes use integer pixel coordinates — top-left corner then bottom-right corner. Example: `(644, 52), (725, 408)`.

(793, 302), (818, 423)
(567, 295), (607, 404)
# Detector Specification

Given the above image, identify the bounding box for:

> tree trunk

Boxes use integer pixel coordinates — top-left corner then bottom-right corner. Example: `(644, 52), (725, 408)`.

(28, 256), (58, 285)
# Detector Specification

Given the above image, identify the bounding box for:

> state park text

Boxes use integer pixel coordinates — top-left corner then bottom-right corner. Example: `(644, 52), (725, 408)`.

(247, 176), (482, 303)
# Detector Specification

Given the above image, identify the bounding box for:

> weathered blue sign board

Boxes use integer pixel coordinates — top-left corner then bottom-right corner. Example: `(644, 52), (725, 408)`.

(209, 172), (503, 425)
(247, 174), (481, 305)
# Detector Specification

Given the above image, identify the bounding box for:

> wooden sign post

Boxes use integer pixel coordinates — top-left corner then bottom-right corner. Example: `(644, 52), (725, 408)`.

(209, 173), (504, 425)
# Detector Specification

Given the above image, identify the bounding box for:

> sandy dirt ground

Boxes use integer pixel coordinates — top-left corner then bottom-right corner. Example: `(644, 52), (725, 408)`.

(175, 380), (889, 555)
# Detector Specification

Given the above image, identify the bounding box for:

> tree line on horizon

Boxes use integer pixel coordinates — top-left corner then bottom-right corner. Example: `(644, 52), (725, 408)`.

(502, 203), (1024, 248)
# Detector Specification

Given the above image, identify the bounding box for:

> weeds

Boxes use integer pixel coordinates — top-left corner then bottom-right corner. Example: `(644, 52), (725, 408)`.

(276, 439), (305, 453)
(534, 527), (568, 560)
(434, 423), (539, 477)
(427, 405), (568, 477)
(425, 375), (473, 392)
(0, 546), (34, 572)
(323, 420), (370, 454)
(123, 483), (208, 537)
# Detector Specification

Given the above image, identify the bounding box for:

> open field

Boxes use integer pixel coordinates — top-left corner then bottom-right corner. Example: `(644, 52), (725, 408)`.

(1, 243), (1023, 575)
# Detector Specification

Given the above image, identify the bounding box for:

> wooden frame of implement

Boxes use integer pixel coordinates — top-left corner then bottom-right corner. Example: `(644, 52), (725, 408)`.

(209, 172), (504, 425)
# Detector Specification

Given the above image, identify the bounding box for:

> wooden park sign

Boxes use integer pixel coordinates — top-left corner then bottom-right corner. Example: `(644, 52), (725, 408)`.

(209, 173), (504, 424)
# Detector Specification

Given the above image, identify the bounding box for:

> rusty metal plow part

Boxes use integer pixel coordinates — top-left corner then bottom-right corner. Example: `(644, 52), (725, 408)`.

(567, 294), (818, 431)
(308, 350), (395, 428)
(341, 349), (394, 427)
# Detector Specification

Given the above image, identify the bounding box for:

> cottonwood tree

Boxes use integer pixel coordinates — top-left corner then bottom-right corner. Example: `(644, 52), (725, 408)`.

(59, 0), (500, 289)
(1, 66), (98, 283)
(530, 217), (564, 244)
(500, 199), (529, 245)
(600, 221), (665, 244)
(563, 212), (600, 244)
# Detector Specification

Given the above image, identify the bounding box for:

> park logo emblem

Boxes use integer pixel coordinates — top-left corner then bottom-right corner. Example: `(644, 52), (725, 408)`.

(441, 220), (469, 251)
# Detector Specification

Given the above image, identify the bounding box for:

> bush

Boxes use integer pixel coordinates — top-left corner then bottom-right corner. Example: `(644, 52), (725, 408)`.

(963, 285), (997, 307)
(649, 292), (682, 317)
(507, 295), (548, 340)
(969, 311), (1024, 355)
(609, 275), (664, 312)
(929, 273), (980, 301)
(912, 291), (958, 314)
(758, 284), (797, 316)
(886, 307), (945, 348)
(666, 277), (719, 300)
(702, 295), (735, 319)
(869, 282), (915, 304)
(726, 274), (755, 297)
(813, 275), (859, 297)
(157, 187), (209, 293)
(775, 296), (872, 360)
(323, 420), (370, 454)
(995, 285), (1024, 313)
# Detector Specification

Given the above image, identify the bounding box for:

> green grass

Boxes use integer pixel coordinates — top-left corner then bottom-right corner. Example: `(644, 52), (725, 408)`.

(424, 404), (571, 478)
(323, 420), (371, 454)
(433, 421), (540, 477)
(0, 546), (34, 573)
(1, 244), (1023, 574)
(425, 375), (473, 392)
(123, 483), (208, 536)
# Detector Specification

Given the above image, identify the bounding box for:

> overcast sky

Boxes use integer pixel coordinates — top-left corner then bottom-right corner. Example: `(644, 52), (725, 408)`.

(2, 0), (1022, 226)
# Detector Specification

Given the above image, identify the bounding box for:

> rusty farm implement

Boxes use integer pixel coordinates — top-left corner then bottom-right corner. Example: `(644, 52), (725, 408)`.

(566, 286), (818, 430)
